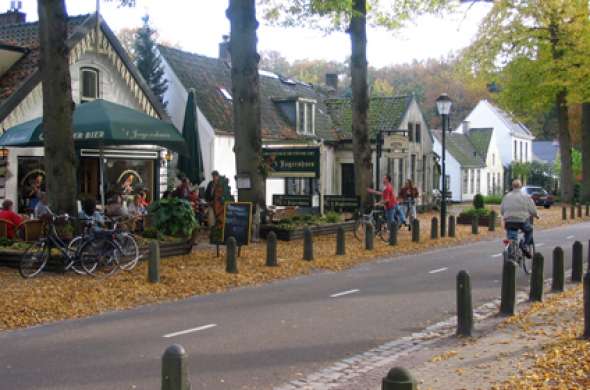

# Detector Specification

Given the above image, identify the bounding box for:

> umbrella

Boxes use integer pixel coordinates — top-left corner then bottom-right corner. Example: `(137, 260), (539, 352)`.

(0, 99), (187, 154)
(177, 89), (205, 185)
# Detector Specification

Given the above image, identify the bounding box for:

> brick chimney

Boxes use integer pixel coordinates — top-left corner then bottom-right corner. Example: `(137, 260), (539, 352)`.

(0, 9), (26, 26)
(325, 73), (338, 91)
(219, 35), (230, 65)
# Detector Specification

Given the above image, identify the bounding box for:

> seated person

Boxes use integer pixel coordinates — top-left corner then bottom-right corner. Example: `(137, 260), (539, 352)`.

(127, 194), (147, 217)
(34, 192), (52, 219)
(79, 197), (105, 232)
(0, 199), (24, 239)
(105, 194), (128, 219)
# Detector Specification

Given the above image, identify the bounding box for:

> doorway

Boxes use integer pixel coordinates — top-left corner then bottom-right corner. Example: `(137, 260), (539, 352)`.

(341, 163), (355, 197)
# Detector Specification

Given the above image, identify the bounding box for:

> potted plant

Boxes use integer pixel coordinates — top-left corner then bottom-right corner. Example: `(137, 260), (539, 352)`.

(457, 194), (496, 226)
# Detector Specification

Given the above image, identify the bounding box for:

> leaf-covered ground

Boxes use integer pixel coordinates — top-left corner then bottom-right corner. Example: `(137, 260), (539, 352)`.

(0, 206), (586, 331)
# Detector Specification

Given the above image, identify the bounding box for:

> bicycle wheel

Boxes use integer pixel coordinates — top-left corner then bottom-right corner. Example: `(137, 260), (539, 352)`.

(522, 240), (534, 275)
(79, 238), (120, 278)
(353, 219), (366, 242)
(117, 233), (140, 271)
(66, 236), (90, 275)
(377, 218), (389, 242)
(19, 240), (49, 278)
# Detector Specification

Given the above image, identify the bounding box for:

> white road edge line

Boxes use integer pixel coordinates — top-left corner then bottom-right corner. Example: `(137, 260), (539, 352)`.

(566, 235), (575, 240)
(163, 324), (217, 338)
(491, 253), (503, 258)
(330, 289), (360, 298)
(428, 267), (448, 274)
(536, 243), (545, 247)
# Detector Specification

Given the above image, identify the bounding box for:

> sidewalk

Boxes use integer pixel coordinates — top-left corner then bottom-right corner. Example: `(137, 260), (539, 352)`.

(327, 283), (587, 390)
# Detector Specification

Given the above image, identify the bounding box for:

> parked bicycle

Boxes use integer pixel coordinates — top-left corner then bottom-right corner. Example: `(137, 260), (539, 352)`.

(502, 222), (535, 274)
(353, 207), (401, 242)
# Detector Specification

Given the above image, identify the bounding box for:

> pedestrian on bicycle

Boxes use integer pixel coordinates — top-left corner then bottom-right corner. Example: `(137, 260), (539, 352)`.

(368, 175), (405, 227)
(500, 179), (538, 258)
(399, 179), (419, 230)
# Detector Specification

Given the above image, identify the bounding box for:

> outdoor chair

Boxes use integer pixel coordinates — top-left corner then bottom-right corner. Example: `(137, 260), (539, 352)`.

(19, 219), (44, 242)
(0, 218), (14, 239)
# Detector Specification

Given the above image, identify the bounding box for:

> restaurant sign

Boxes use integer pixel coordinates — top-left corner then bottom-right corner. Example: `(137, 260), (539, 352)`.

(262, 147), (319, 178)
(272, 194), (312, 207)
(323, 195), (360, 212)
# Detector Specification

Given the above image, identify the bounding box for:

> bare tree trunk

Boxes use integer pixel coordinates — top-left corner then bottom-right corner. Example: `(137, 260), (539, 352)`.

(582, 102), (590, 202)
(227, 0), (266, 233)
(350, 0), (372, 209)
(556, 90), (573, 202)
(38, 0), (77, 215)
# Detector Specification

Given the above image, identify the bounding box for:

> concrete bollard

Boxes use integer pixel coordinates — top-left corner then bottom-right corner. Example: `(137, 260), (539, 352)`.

(562, 206), (567, 221)
(456, 270), (473, 337)
(431, 217), (439, 240)
(365, 223), (374, 250)
(162, 344), (190, 390)
(529, 253), (544, 302)
(572, 241), (583, 282)
(552, 247), (565, 292)
(584, 272), (590, 339)
(471, 215), (479, 235)
(336, 226), (346, 256)
(303, 227), (314, 261)
(488, 210), (496, 232)
(226, 237), (238, 273)
(500, 260), (517, 316)
(571, 205), (576, 220)
(388, 222), (398, 246)
(382, 367), (417, 390)
(266, 231), (278, 267)
(448, 215), (456, 238)
(411, 219), (420, 243)
(148, 240), (160, 283)
(578, 203), (583, 218)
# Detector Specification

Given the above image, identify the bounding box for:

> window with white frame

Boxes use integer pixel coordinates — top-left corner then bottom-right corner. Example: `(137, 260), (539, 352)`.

(487, 172), (491, 194)
(80, 67), (99, 102)
(470, 169), (474, 193)
(514, 140), (517, 160)
(525, 142), (528, 161)
(296, 99), (316, 136)
(519, 141), (523, 162)
(476, 169), (481, 194)
(463, 169), (469, 194)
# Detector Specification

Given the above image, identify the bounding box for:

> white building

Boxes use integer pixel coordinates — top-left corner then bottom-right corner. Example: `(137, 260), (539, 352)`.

(0, 11), (169, 212)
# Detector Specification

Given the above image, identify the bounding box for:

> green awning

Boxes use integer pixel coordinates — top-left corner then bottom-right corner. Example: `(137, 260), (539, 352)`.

(0, 99), (187, 154)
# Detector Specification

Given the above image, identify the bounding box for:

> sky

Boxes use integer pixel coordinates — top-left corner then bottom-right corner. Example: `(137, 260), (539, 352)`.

(13, 0), (493, 69)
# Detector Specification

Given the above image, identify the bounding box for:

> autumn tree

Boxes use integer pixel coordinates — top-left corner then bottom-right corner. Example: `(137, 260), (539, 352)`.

(259, 0), (454, 208)
(464, 0), (590, 202)
(134, 15), (168, 105)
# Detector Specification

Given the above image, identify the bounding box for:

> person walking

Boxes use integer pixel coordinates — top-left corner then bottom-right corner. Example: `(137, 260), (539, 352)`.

(399, 179), (419, 230)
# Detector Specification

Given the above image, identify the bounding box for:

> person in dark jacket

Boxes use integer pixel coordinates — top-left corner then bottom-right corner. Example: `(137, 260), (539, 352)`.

(204, 171), (220, 227)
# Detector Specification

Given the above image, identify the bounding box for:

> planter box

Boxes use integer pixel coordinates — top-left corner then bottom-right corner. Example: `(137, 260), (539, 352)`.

(457, 214), (496, 227)
(260, 221), (355, 241)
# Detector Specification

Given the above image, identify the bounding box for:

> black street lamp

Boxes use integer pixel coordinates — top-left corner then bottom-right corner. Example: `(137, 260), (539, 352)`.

(436, 93), (452, 237)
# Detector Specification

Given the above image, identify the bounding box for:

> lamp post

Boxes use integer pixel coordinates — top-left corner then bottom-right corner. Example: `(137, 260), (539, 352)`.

(436, 93), (452, 237)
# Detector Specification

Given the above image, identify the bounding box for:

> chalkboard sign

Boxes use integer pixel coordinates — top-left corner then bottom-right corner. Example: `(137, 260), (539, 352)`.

(222, 202), (252, 246)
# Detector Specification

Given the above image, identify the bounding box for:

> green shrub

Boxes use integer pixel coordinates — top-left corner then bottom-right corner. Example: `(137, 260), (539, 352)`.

(147, 197), (197, 237)
(473, 194), (485, 209)
(483, 195), (502, 204)
(323, 211), (342, 224)
(0, 237), (14, 247)
(460, 207), (491, 218)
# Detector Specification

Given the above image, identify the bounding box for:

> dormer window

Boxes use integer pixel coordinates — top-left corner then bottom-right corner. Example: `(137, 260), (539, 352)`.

(296, 98), (316, 136)
(80, 67), (99, 103)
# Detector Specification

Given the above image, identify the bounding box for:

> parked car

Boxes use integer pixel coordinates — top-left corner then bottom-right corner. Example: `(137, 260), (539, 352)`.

(521, 186), (554, 208)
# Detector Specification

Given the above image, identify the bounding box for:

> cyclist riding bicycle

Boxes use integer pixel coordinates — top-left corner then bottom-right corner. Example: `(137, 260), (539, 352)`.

(399, 179), (419, 230)
(368, 174), (406, 227)
(500, 179), (539, 259)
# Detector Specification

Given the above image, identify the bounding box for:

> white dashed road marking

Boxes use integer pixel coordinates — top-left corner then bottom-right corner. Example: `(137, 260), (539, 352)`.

(491, 253), (503, 258)
(428, 267), (448, 274)
(163, 324), (217, 338)
(536, 243), (545, 248)
(330, 289), (360, 298)
(566, 235), (575, 240)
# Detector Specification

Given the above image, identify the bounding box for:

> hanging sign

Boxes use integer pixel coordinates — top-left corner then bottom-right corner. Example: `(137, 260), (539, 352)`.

(262, 147), (320, 178)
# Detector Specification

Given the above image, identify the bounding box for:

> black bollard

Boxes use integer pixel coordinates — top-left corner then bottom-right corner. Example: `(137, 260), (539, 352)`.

(162, 344), (190, 390)
(431, 217), (439, 240)
(266, 231), (278, 267)
(586, 204), (589, 217)
(382, 367), (417, 390)
(571, 205), (576, 220)
(572, 241), (583, 282)
(411, 219), (420, 243)
(456, 270), (473, 337)
(388, 222), (398, 246)
(148, 240), (160, 283)
(529, 253), (544, 302)
(365, 223), (374, 250)
(578, 203), (583, 218)
(562, 206), (567, 221)
(588, 240), (590, 272)
(551, 247), (565, 292)
(448, 215), (456, 238)
(303, 227), (314, 261)
(500, 260), (517, 316)
(471, 215), (479, 235)
(226, 237), (238, 273)
(488, 210), (496, 232)
(336, 226), (346, 256)
(584, 272), (590, 339)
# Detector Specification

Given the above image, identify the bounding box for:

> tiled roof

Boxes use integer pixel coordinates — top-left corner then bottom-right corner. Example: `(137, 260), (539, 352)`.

(0, 15), (88, 108)
(485, 100), (534, 139)
(158, 45), (336, 141)
(532, 140), (559, 164)
(466, 128), (493, 160)
(433, 130), (484, 168)
(325, 95), (412, 139)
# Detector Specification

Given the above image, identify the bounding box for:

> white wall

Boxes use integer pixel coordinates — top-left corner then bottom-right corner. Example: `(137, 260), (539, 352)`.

(433, 137), (463, 202)
(266, 178), (285, 206)
(213, 135), (237, 197)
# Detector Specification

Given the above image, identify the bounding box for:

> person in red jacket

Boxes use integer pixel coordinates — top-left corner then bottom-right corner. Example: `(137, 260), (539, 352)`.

(0, 199), (24, 239)
(368, 175), (400, 226)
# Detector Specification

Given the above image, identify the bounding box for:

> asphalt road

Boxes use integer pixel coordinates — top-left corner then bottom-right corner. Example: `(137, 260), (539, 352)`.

(1, 222), (588, 390)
